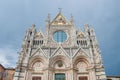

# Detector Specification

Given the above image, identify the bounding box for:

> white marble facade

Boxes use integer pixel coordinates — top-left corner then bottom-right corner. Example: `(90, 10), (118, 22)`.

(13, 11), (106, 80)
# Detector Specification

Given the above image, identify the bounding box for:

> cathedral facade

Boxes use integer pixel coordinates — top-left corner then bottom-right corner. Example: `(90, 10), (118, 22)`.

(13, 11), (106, 80)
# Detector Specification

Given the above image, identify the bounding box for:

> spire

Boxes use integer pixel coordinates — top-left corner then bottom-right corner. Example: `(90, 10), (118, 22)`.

(31, 24), (36, 33)
(70, 14), (74, 25)
(32, 24), (36, 29)
(32, 24), (35, 27)
(46, 13), (50, 22)
(84, 24), (90, 32)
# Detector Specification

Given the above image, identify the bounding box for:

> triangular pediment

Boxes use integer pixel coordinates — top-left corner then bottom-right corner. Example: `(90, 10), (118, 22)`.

(35, 31), (44, 39)
(50, 46), (70, 58)
(73, 48), (90, 59)
(77, 30), (85, 38)
(51, 12), (71, 25)
(30, 47), (47, 58)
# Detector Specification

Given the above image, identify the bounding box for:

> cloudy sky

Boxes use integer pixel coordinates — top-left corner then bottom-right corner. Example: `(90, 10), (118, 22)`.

(0, 0), (120, 76)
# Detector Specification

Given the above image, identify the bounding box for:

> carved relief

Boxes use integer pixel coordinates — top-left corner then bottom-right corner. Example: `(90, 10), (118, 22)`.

(33, 61), (43, 72)
(54, 60), (65, 69)
(51, 13), (70, 25)
(77, 61), (87, 72)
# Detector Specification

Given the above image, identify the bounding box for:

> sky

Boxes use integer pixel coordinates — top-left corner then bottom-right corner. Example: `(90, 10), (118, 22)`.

(0, 0), (120, 76)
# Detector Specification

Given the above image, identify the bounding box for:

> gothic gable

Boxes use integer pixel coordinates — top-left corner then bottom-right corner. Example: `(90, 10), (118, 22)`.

(73, 48), (90, 59)
(35, 31), (44, 39)
(30, 47), (47, 58)
(51, 12), (71, 25)
(77, 30), (85, 38)
(50, 46), (70, 58)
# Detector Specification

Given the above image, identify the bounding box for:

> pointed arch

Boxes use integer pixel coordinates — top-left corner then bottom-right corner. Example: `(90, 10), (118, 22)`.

(73, 55), (90, 70)
(28, 55), (47, 69)
(49, 55), (70, 68)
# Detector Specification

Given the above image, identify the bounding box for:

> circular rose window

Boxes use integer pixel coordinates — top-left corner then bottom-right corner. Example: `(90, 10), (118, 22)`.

(53, 31), (67, 43)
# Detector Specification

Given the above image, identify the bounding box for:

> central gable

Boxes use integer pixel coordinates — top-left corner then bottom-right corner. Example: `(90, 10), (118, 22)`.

(51, 12), (71, 25)
(50, 46), (70, 58)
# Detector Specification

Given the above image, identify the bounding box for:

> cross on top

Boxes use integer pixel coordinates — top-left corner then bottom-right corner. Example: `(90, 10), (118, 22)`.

(58, 8), (62, 13)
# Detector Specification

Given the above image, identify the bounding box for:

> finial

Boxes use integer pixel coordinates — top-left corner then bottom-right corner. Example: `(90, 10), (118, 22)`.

(84, 24), (90, 28)
(71, 14), (74, 20)
(48, 13), (50, 18)
(84, 24), (90, 31)
(71, 14), (73, 17)
(32, 24), (35, 27)
(58, 8), (62, 13)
